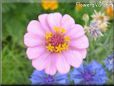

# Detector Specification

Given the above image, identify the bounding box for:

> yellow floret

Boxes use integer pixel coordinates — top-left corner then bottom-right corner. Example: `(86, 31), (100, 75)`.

(46, 44), (54, 52)
(54, 27), (67, 34)
(55, 44), (63, 53)
(54, 26), (60, 32)
(64, 36), (70, 42)
(62, 43), (68, 50)
(45, 32), (52, 40)
(61, 28), (66, 33)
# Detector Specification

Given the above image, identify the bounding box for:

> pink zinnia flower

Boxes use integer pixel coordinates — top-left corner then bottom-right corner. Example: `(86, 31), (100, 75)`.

(24, 13), (89, 75)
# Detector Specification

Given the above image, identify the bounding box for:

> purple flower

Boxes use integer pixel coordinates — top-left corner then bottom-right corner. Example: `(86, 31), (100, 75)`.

(104, 53), (114, 72)
(30, 70), (68, 85)
(70, 60), (107, 85)
(89, 21), (103, 40)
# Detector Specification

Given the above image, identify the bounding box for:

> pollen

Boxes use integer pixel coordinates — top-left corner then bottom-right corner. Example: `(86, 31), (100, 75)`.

(45, 26), (70, 53)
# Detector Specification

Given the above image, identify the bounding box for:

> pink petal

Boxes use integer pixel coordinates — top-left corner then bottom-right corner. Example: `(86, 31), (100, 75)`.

(61, 14), (75, 31)
(70, 35), (89, 49)
(38, 14), (50, 32)
(56, 54), (70, 74)
(66, 24), (85, 39)
(24, 33), (44, 47)
(45, 54), (57, 75)
(26, 46), (45, 60)
(78, 49), (87, 59)
(27, 20), (44, 37)
(63, 50), (83, 68)
(47, 13), (62, 30)
(32, 53), (50, 71)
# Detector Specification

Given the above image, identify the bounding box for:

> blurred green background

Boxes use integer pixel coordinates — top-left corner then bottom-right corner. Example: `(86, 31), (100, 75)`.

(2, 1), (113, 84)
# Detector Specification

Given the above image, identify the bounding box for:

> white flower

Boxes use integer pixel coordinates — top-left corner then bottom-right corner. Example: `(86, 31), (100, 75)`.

(91, 10), (109, 23)
(91, 10), (109, 32)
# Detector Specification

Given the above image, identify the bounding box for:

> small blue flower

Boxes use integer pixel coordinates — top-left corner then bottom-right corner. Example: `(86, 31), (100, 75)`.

(30, 70), (68, 85)
(104, 53), (114, 72)
(70, 60), (107, 85)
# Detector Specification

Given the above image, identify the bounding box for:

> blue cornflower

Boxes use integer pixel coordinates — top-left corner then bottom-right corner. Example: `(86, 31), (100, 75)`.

(70, 60), (107, 85)
(104, 53), (114, 72)
(30, 70), (68, 85)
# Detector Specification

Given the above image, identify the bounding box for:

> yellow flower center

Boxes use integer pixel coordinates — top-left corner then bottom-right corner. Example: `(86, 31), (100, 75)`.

(45, 27), (70, 53)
